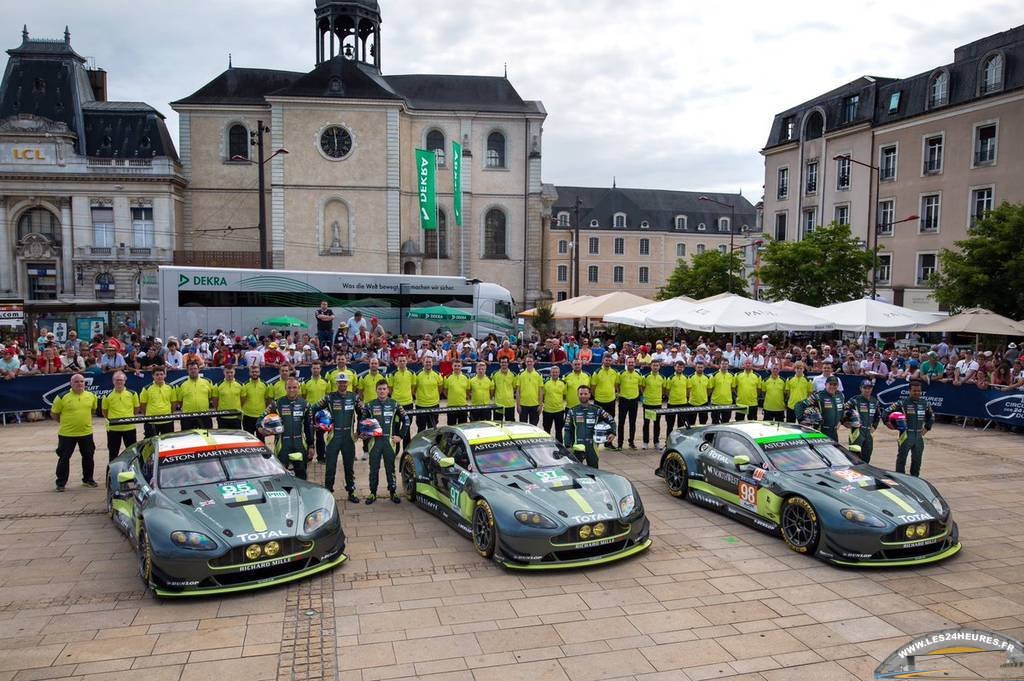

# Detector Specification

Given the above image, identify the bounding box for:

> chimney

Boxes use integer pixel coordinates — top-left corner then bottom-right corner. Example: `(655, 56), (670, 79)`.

(87, 68), (107, 102)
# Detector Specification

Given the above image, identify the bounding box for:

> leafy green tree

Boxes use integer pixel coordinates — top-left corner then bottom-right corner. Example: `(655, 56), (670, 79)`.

(757, 222), (873, 305)
(931, 202), (1024, 319)
(658, 250), (747, 300)
(531, 292), (556, 338)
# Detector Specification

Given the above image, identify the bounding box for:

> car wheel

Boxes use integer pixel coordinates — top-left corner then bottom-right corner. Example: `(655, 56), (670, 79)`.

(663, 451), (689, 498)
(472, 499), (497, 559)
(401, 455), (416, 502)
(780, 496), (820, 554)
(138, 531), (153, 587)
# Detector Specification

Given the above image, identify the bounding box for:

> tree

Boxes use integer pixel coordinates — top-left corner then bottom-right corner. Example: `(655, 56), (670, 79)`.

(931, 202), (1024, 319)
(658, 250), (747, 300)
(531, 292), (556, 338)
(757, 222), (873, 306)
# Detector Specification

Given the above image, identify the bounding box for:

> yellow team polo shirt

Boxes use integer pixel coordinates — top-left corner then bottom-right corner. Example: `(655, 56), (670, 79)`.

(468, 375), (493, 405)
(688, 373), (711, 406)
(301, 376), (330, 405)
(176, 377), (215, 413)
(516, 369), (543, 407)
(103, 389), (139, 432)
(388, 369), (415, 405)
(326, 368), (357, 393)
(666, 374), (688, 406)
(786, 376), (813, 409)
(240, 380), (268, 417)
(414, 370), (444, 407)
(359, 372), (386, 403)
(591, 367), (619, 403)
(564, 371), (591, 408)
(735, 371), (762, 408)
(216, 380), (244, 413)
(53, 390), (98, 437)
(710, 371), (735, 406)
(141, 383), (175, 418)
(619, 370), (642, 400)
(492, 370), (517, 408)
(641, 372), (665, 406)
(762, 376), (787, 413)
(542, 378), (567, 413)
(444, 373), (470, 407)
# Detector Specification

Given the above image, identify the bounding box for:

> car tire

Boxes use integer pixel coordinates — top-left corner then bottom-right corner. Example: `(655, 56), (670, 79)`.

(401, 455), (416, 502)
(780, 496), (820, 554)
(662, 451), (689, 498)
(138, 531), (153, 588)
(472, 499), (497, 559)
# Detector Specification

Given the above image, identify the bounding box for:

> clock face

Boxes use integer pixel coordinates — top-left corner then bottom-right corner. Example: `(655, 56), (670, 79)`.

(320, 126), (352, 159)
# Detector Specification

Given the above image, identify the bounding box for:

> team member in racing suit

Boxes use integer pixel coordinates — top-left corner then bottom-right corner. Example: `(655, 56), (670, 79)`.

(845, 379), (881, 463)
(562, 385), (616, 468)
(261, 377), (312, 480)
(794, 375), (844, 441)
(310, 373), (361, 501)
(884, 379), (934, 477)
(362, 379), (410, 504)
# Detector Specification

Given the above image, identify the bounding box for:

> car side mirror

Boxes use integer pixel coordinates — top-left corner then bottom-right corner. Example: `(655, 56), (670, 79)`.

(288, 452), (304, 462)
(117, 470), (136, 485)
(438, 456), (456, 469)
(733, 455), (750, 469)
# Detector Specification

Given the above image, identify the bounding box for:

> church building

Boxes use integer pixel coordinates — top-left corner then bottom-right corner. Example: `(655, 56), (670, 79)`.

(172, 0), (548, 307)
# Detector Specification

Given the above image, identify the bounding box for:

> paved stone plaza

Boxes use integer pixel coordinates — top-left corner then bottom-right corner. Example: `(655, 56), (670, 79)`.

(0, 419), (1021, 681)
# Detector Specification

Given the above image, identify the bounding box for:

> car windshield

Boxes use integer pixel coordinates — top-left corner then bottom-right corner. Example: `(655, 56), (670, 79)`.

(764, 440), (862, 472)
(472, 438), (568, 474)
(157, 444), (283, 488)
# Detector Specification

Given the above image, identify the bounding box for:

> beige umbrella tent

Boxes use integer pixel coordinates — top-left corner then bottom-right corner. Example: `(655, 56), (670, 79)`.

(519, 295), (593, 319)
(559, 291), (654, 319)
(916, 307), (1024, 338)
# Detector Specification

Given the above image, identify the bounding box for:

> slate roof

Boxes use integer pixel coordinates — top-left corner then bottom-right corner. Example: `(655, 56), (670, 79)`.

(387, 74), (542, 113)
(270, 57), (401, 101)
(764, 24), (1024, 150)
(169, 68), (304, 106)
(550, 186), (757, 235)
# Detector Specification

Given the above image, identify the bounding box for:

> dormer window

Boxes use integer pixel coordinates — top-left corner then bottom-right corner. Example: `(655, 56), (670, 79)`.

(927, 70), (949, 109)
(556, 211), (570, 227)
(697, 223), (706, 232)
(589, 219), (599, 228)
(613, 212), (626, 228)
(980, 52), (1004, 95)
(674, 215), (687, 230)
(639, 220), (650, 229)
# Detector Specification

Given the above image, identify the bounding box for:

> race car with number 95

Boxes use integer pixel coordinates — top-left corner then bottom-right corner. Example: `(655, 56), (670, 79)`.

(106, 429), (346, 597)
(655, 422), (961, 566)
(401, 422), (652, 569)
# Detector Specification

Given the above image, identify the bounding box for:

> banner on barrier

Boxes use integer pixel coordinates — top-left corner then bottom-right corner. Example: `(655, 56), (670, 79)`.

(2, 364), (1022, 426)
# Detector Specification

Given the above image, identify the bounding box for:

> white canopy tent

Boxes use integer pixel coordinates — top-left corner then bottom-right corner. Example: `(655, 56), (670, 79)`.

(643, 294), (834, 332)
(816, 298), (940, 332)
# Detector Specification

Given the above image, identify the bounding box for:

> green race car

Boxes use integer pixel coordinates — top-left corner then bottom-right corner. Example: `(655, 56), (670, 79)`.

(401, 421), (652, 569)
(106, 429), (346, 597)
(655, 422), (961, 566)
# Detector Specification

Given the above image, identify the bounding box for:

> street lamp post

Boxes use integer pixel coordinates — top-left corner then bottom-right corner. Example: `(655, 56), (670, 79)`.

(573, 196), (583, 298)
(235, 122), (287, 270)
(698, 195), (738, 293)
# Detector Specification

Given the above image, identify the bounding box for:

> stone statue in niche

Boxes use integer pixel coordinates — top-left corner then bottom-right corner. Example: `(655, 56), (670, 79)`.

(329, 220), (345, 253)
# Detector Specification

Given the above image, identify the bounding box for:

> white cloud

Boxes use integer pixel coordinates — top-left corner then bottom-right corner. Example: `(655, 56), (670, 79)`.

(4, 0), (1021, 199)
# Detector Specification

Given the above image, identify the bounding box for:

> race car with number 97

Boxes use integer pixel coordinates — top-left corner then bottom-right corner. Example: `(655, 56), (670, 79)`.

(655, 422), (960, 566)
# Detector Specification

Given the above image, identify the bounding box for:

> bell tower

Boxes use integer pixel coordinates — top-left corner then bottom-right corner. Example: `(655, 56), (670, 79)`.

(315, 0), (381, 68)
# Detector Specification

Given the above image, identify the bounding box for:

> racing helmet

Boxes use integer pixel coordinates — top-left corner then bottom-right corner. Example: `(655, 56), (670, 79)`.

(358, 418), (383, 439)
(799, 406), (822, 428)
(314, 409), (334, 432)
(593, 422), (613, 445)
(887, 411), (907, 433)
(260, 414), (284, 434)
(841, 407), (861, 430)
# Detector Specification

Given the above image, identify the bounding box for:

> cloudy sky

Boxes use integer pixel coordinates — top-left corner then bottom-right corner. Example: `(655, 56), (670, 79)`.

(5, 0), (1022, 199)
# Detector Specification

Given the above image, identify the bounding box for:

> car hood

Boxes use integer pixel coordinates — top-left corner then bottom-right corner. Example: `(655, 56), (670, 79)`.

(785, 466), (942, 523)
(165, 476), (321, 544)
(487, 465), (625, 523)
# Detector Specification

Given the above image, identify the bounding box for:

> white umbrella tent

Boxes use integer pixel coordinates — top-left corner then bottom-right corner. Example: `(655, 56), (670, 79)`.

(643, 294), (833, 332)
(817, 298), (939, 332)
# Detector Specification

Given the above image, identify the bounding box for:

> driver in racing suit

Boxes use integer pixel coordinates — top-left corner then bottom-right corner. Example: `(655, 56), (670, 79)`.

(310, 373), (361, 502)
(794, 375), (845, 442)
(562, 385), (616, 468)
(844, 379), (881, 463)
(262, 377), (313, 480)
(361, 379), (410, 505)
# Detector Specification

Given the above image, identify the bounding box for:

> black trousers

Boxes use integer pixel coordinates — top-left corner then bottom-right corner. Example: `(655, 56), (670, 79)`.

(218, 416), (242, 430)
(519, 405), (540, 425)
(314, 429), (326, 462)
(785, 408), (797, 423)
(543, 410), (565, 443)
(56, 434), (95, 487)
(180, 415), (212, 431)
(735, 406), (759, 421)
(664, 406), (689, 432)
(325, 433), (356, 493)
(143, 421), (174, 438)
(763, 410), (785, 423)
(595, 400), (616, 421)
(106, 429), (137, 462)
(447, 410), (468, 426)
(415, 411), (438, 434)
(495, 406), (516, 421)
(617, 397), (639, 445)
(642, 410), (661, 445)
(711, 407), (733, 424)
(400, 403), (414, 449)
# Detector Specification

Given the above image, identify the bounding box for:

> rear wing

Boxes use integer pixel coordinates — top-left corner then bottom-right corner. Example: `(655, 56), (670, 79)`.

(108, 410), (242, 426)
(644, 404), (740, 428)
(404, 404), (499, 416)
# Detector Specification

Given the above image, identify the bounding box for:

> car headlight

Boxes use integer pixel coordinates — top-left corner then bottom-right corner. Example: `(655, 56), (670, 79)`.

(930, 497), (945, 516)
(170, 531), (217, 550)
(514, 510), (558, 529)
(840, 508), (886, 528)
(619, 494), (636, 517)
(245, 544), (262, 561)
(264, 541), (281, 557)
(304, 508), (332, 534)
(592, 522), (606, 537)
(578, 524), (592, 540)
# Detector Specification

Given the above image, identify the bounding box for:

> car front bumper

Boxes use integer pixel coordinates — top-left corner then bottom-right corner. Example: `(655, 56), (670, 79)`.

(497, 516), (652, 570)
(817, 520), (961, 567)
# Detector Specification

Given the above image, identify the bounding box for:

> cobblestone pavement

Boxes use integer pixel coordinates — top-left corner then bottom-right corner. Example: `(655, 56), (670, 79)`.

(0, 419), (1021, 681)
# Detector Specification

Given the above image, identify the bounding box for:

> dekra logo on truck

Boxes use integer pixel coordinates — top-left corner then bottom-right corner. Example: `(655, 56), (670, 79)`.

(178, 274), (227, 287)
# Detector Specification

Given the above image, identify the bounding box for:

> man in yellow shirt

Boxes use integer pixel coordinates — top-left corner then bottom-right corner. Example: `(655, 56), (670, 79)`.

(563, 359), (591, 409)
(492, 357), (517, 421)
(327, 354), (357, 392)
(301, 360), (331, 461)
(140, 367), (175, 436)
(516, 355), (544, 425)
(786, 362), (814, 422)
(641, 359), (666, 448)
(617, 356), (643, 449)
(267, 364), (294, 402)
(52, 373), (99, 491)
(216, 364), (244, 430)
(239, 364), (269, 439)
(387, 354), (415, 409)
(102, 370), (139, 461)
(358, 357), (386, 403)
(734, 359), (763, 421)
(176, 360), (217, 430)
(413, 355), (444, 432)
(710, 359), (736, 424)
(761, 364), (787, 422)
(664, 360), (689, 433)
(687, 359), (712, 426)
(468, 361), (494, 413)
(591, 354), (619, 428)
(443, 359), (471, 425)
(541, 364), (567, 442)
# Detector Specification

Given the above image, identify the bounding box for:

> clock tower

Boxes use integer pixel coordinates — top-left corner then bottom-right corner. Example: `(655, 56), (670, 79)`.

(315, 0), (381, 68)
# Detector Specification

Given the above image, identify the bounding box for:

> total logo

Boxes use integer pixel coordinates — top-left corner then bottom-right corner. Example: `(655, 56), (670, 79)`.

(236, 530), (285, 542)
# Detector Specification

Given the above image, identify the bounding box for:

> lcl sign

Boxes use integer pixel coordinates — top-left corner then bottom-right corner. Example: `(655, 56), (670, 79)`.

(11, 148), (46, 161)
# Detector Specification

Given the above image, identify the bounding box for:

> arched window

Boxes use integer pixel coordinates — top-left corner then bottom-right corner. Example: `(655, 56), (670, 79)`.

(589, 219), (599, 227)
(556, 211), (570, 227)
(403, 261), (417, 275)
(486, 131), (505, 168)
(483, 208), (506, 258)
(426, 129), (446, 166)
(95, 272), (116, 300)
(17, 208), (60, 244)
(927, 70), (949, 109)
(228, 124), (249, 160)
(425, 208), (448, 258)
(980, 53), (1003, 95)
(613, 213), (626, 228)
(804, 110), (824, 140)
(675, 215), (687, 230)
(719, 217), (731, 231)
(697, 244), (706, 254)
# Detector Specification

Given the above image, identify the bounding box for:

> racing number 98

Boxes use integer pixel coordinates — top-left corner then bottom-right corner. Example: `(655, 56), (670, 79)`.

(738, 482), (757, 509)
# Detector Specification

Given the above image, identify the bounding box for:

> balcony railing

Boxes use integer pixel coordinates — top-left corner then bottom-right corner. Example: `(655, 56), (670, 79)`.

(74, 246), (171, 261)
(174, 250), (261, 268)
